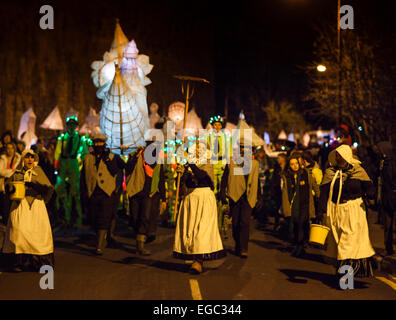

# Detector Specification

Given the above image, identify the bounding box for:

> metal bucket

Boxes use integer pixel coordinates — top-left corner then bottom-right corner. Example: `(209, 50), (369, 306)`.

(10, 181), (25, 200)
(309, 224), (330, 246)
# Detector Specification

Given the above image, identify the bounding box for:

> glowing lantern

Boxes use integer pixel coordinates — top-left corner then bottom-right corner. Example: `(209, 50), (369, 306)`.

(168, 101), (186, 131)
(18, 107), (37, 148)
(80, 108), (101, 135)
(91, 22), (152, 155)
(185, 108), (203, 136)
(263, 132), (270, 145)
(278, 130), (287, 140)
(40, 106), (64, 131)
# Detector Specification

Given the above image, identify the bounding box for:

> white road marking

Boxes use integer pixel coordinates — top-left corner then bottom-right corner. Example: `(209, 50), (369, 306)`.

(189, 279), (203, 300)
(376, 276), (396, 291)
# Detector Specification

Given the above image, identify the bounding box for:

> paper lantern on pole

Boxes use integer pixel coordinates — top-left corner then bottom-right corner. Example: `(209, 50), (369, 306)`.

(224, 122), (236, 135)
(40, 106), (64, 131)
(233, 119), (265, 147)
(278, 130), (287, 140)
(263, 132), (271, 145)
(168, 101), (185, 132)
(302, 132), (310, 147)
(18, 107), (37, 148)
(99, 67), (147, 155)
(91, 22), (152, 155)
(80, 107), (101, 135)
(185, 108), (203, 136)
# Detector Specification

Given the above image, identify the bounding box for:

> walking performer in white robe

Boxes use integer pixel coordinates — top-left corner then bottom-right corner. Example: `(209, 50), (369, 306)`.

(318, 144), (376, 278)
(2, 149), (54, 272)
(173, 141), (226, 274)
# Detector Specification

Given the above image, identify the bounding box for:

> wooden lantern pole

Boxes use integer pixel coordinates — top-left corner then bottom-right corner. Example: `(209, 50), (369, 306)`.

(172, 75), (209, 223)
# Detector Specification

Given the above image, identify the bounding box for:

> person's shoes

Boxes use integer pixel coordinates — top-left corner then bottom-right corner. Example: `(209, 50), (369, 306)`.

(12, 266), (23, 273)
(189, 261), (203, 274)
(146, 235), (156, 244)
(96, 229), (107, 255)
(136, 234), (151, 256)
(240, 251), (248, 259)
(234, 246), (241, 256)
(294, 246), (305, 257)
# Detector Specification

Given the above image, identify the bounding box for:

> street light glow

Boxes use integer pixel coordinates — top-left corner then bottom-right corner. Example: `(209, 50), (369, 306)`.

(317, 64), (327, 72)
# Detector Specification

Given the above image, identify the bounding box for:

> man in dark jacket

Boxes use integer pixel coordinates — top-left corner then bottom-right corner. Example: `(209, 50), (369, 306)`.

(81, 134), (124, 255)
(374, 141), (396, 255)
(220, 144), (260, 258)
(125, 141), (166, 255)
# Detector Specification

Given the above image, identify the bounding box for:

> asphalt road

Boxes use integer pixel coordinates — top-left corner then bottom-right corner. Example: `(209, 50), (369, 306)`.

(0, 214), (395, 300)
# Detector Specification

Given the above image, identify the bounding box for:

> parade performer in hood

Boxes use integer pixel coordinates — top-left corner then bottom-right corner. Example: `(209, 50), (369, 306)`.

(318, 144), (376, 278)
(54, 116), (89, 229)
(173, 141), (226, 274)
(81, 134), (124, 255)
(2, 149), (54, 272)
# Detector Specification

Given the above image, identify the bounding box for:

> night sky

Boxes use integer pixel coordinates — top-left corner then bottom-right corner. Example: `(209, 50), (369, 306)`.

(0, 0), (394, 133)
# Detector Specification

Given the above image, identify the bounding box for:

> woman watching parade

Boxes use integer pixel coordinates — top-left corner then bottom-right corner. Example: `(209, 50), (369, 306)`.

(281, 155), (319, 257)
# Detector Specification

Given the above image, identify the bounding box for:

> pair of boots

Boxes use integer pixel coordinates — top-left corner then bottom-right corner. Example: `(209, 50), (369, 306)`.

(96, 218), (118, 255)
(136, 234), (151, 256)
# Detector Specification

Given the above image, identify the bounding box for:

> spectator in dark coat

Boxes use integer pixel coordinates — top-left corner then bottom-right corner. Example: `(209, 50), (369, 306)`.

(373, 141), (396, 255)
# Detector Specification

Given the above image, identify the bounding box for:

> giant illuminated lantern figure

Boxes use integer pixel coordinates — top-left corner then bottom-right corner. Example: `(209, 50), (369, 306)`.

(91, 21), (152, 155)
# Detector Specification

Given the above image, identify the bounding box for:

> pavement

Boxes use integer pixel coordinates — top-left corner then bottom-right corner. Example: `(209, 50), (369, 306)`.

(365, 209), (396, 278)
(0, 209), (395, 300)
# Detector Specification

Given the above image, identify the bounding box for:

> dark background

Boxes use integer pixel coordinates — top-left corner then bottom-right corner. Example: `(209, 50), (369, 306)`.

(0, 0), (394, 135)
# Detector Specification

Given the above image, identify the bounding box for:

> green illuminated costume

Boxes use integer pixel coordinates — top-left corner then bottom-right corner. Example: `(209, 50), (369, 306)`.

(206, 130), (232, 195)
(206, 116), (232, 236)
(54, 125), (89, 228)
